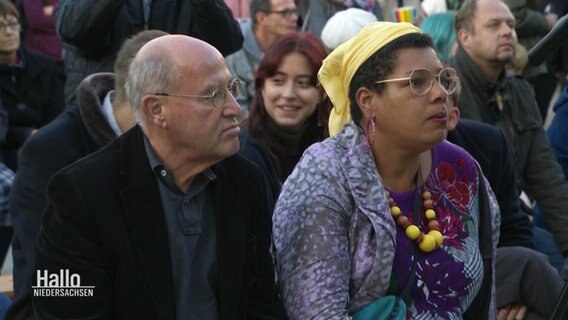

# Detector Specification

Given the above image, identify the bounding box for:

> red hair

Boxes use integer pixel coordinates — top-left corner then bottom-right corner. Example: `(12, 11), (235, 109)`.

(246, 32), (332, 179)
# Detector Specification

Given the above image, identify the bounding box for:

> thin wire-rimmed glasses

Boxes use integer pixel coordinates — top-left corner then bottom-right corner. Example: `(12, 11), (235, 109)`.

(374, 67), (459, 96)
(0, 21), (20, 33)
(155, 78), (241, 108)
(263, 8), (299, 18)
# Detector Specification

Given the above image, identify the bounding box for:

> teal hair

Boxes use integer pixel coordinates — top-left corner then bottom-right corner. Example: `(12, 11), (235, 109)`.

(419, 12), (457, 63)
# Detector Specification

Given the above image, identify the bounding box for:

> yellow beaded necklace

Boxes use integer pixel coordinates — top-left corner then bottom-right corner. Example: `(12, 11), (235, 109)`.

(386, 190), (444, 253)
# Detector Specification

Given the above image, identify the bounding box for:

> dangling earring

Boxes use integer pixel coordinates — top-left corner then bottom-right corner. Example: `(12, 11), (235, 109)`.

(366, 115), (377, 147)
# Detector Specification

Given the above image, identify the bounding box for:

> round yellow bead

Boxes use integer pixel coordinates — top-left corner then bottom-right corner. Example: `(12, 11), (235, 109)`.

(390, 206), (402, 217)
(405, 225), (421, 240)
(425, 209), (436, 220)
(418, 234), (437, 252)
(429, 230), (444, 246)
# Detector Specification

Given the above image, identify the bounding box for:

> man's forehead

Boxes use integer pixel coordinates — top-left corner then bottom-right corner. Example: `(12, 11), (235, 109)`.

(270, 0), (296, 9)
(139, 34), (212, 52)
(475, 1), (514, 21)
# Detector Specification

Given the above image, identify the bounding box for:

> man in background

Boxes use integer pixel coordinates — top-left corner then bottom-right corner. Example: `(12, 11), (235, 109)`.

(226, 0), (298, 114)
(451, 0), (568, 287)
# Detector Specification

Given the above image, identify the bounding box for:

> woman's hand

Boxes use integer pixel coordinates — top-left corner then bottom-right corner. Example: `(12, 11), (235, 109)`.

(43, 5), (54, 16)
(497, 304), (528, 320)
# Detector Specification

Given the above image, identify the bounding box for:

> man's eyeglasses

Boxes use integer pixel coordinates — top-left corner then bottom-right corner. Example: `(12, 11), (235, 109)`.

(374, 67), (459, 96)
(0, 21), (20, 33)
(263, 8), (299, 18)
(155, 78), (241, 108)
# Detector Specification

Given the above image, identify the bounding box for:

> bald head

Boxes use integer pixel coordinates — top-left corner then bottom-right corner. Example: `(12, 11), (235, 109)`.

(125, 35), (226, 127)
(124, 34), (241, 171)
(135, 34), (223, 70)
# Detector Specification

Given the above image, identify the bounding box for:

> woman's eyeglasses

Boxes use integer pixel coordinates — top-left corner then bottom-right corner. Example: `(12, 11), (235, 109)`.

(374, 67), (459, 96)
(263, 8), (299, 19)
(0, 21), (20, 33)
(155, 78), (241, 108)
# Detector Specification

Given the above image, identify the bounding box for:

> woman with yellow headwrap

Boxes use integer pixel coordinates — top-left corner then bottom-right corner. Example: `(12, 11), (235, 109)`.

(272, 22), (500, 319)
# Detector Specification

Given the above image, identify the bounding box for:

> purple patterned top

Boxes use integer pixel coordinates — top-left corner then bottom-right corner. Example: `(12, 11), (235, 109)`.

(273, 121), (500, 320)
(387, 141), (484, 319)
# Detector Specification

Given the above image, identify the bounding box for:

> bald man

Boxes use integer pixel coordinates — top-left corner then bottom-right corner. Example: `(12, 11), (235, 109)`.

(31, 35), (285, 320)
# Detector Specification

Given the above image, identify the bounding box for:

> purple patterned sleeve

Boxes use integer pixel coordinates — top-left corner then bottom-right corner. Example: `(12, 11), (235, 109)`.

(273, 143), (353, 319)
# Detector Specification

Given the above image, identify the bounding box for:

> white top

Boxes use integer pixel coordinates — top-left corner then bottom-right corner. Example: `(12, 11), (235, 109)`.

(101, 90), (122, 137)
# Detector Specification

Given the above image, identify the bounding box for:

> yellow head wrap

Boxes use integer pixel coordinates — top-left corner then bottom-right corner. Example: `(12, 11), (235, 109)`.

(318, 22), (423, 136)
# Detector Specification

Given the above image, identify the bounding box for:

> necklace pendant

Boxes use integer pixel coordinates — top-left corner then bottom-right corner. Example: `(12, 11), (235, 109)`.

(387, 190), (444, 252)
(418, 234), (437, 252)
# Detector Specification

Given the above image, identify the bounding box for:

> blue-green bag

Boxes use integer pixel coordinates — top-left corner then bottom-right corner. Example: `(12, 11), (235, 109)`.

(351, 296), (406, 320)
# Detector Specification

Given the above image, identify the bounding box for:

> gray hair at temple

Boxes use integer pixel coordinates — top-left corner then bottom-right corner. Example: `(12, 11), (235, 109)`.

(115, 29), (168, 105)
(124, 46), (180, 129)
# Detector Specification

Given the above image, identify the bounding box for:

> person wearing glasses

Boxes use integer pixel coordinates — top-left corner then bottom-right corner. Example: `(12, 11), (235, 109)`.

(32, 34), (286, 319)
(0, 0), (63, 171)
(239, 32), (332, 213)
(226, 0), (299, 115)
(272, 22), (500, 319)
(6, 30), (167, 320)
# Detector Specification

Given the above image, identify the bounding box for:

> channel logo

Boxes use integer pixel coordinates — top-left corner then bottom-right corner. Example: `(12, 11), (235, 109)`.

(32, 269), (95, 297)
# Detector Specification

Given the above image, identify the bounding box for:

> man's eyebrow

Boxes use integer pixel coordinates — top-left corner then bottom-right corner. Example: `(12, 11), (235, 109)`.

(197, 83), (217, 95)
(485, 17), (515, 24)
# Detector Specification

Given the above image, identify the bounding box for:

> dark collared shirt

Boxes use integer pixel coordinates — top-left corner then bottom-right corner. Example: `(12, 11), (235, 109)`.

(144, 136), (218, 320)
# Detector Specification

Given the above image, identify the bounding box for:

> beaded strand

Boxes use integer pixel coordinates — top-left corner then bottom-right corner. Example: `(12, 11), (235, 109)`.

(387, 190), (444, 252)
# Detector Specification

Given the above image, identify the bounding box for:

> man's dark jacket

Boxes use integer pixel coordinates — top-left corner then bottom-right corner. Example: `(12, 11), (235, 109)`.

(450, 46), (568, 254)
(447, 119), (534, 248)
(31, 124), (285, 319)
(55, 0), (244, 104)
(7, 73), (116, 320)
(0, 46), (64, 170)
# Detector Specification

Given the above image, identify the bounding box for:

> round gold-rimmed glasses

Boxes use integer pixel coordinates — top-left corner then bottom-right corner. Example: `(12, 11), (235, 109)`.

(374, 67), (458, 96)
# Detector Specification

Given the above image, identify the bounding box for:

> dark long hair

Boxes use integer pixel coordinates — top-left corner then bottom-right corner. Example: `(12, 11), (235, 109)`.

(247, 31), (332, 178)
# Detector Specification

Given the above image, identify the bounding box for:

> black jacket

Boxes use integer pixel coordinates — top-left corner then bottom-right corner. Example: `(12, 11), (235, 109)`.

(55, 0), (244, 104)
(239, 132), (282, 215)
(0, 46), (64, 170)
(7, 73), (114, 320)
(447, 119), (534, 248)
(32, 125), (285, 319)
(548, 0), (568, 76)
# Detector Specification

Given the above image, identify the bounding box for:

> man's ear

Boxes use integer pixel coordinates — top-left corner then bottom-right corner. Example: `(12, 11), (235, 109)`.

(457, 28), (471, 50)
(355, 87), (377, 120)
(141, 95), (167, 128)
(256, 11), (268, 25)
(447, 106), (460, 131)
